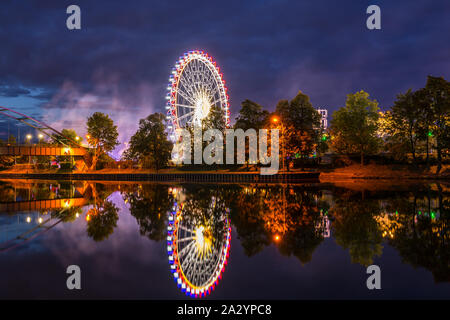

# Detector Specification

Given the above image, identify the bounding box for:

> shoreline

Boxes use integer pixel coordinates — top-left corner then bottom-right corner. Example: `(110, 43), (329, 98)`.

(0, 164), (449, 182)
(0, 171), (320, 183)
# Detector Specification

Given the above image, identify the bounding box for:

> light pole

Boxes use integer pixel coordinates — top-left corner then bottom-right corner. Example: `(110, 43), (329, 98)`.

(38, 133), (44, 147)
(26, 134), (32, 165)
(271, 116), (285, 172)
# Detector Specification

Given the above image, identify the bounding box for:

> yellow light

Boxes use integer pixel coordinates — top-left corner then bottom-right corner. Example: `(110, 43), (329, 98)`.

(75, 136), (80, 141)
(26, 216), (31, 223)
(26, 134), (32, 140)
(86, 214), (90, 221)
(274, 234), (280, 241)
(75, 213), (79, 218)
(194, 225), (213, 258)
(38, 217), (43, 224)
(271, 116), (280, 124)
(38, 134), (44, 139)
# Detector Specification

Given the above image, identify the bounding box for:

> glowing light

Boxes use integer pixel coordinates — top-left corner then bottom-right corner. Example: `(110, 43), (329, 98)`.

(86, 214), (91, 222)
(75, 136), (80, 141)
(38, 217), (43, 224)
(26, 134), (32, 140)
(26, 216), (31, 223)
(167, 202), (231, 299)
(166, 50), (230, 141)
(274, 234), (280, 241)
(38, 134), (44, 139)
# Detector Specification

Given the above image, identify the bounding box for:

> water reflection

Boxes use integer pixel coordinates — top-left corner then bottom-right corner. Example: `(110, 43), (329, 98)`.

(0, 180), (449, 298)
(167, 187), (231, 298)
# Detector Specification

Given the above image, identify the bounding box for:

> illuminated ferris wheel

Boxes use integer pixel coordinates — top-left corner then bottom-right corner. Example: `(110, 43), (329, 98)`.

(166, 50), (230, 141)
(167, 196), (231, 298)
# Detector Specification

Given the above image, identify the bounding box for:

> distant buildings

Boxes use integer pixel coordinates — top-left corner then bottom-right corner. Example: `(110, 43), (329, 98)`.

(317, 108), (328, 130)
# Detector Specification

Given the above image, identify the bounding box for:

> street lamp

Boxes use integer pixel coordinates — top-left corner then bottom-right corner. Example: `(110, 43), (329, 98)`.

(38, 133), (44, 146)
(271, 116), (285, 172)
(26, 134), (32, 143)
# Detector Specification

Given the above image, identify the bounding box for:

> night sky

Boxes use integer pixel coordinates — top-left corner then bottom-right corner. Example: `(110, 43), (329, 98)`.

(0, 0), (449, 156)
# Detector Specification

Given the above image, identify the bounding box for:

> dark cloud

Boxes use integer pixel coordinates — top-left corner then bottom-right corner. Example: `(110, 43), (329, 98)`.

(0, 85), (31, 97)
(0, 0), (448, 119)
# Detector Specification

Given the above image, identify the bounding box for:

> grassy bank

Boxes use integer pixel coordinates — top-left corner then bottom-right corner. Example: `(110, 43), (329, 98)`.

(320, 164), (450, 181)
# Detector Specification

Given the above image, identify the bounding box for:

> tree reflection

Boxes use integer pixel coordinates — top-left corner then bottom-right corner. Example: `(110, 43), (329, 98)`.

(122, 184), (173, 241)
(330, 191), (383, 266)
(378, 184), (450, 282)
(85, 182), (119, 242)
(228, 185), (327, 264)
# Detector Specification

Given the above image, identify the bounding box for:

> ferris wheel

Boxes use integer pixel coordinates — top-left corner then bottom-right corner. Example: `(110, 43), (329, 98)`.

(166, 50), (230, 141)
(167, 197), (231, 298)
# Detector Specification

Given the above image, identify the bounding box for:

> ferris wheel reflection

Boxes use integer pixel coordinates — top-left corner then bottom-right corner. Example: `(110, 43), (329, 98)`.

(167, 187), (231, 298)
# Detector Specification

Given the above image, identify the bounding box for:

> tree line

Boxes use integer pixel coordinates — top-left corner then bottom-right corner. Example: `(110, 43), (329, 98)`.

(123, 75), (448, 172)
(2, 75), (447, 172)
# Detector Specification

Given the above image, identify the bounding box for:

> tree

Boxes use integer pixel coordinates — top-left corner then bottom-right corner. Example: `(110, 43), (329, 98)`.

(235, 100), (269, 131)
(385, 90), (422, 163)
(86, 112), (119, 170)
(330, 90), (381, 165)
(423, 76), (450, 173)
(274, 91), (321, 168)
(52, 128), (82, 146)
(123, 113), (173, 171)
(203, 103), (226, 132)
(234, 100), (269, 169)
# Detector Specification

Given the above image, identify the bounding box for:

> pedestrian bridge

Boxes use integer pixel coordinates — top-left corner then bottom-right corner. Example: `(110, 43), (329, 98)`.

(0, 145), (87, 156)
(0, 197), (88, 212)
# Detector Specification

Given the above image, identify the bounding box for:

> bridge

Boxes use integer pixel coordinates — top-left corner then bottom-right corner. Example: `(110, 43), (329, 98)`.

(0, 145), (87, 156)
(0, 106), (88, 154)
(0, 180), (91, 212)
(0, 197), (88, 212)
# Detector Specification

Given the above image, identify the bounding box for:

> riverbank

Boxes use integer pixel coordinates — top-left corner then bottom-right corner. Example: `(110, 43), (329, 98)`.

(0, 171), (320, 183)
(319, 164), (450, 181)
(0, 164), (449, 182)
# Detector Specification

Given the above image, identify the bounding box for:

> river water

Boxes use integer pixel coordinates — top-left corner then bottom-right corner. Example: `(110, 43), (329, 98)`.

(0, 179), (449, 299)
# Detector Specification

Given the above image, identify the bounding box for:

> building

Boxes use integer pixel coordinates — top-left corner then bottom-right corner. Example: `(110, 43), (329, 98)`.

(317, 108), (328, 130)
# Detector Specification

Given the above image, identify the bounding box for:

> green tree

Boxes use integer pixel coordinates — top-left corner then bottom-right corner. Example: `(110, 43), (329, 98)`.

(423, 76), (450, 173)
(234, 100), (269, 131)
(385, 90), (422, 163)
(275, 91), (321, 168)
(86, 112), (119, 170)
(203, 103), (226, 132)
(51, 128), (82, 146)
(124, 113), (173, 171)
(330, 90), (381, 165)
(234, 100), (269, 170)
